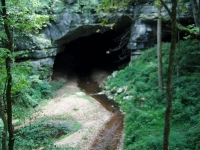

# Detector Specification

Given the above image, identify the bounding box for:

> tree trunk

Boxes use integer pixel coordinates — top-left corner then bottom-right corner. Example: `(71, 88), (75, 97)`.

(163, 0), (177, 150)
(157, 2), (163, 90)
(0, 99), (7, 150)
(190, 0), (200, 27)
(1, 0), (15, 149)
(5, 57), (14, 150)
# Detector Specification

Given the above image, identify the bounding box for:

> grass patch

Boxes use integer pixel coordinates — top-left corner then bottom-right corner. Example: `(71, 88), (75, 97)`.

(75, 92), (95, 104)
(73, 107), (79, 111)
(78, 95), (95, 104)
(43, 146), (78, 150)
(63, 93), (70, 98)
(82, 135), (88, 140)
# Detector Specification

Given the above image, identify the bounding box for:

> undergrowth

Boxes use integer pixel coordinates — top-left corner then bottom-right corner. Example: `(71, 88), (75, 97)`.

(14, 116), (81, 149)
(103, 39), (200, 150)
(13, 75), (52, 120)
(12, 73), (73, 149)
(13, 72), (66, 120)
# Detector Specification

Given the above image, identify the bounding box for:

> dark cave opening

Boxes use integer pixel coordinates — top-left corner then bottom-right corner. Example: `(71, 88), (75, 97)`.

(53, 30), (130, 75)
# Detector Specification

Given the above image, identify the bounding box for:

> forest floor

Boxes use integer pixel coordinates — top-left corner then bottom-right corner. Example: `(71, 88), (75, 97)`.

(32, 70), (123, 149)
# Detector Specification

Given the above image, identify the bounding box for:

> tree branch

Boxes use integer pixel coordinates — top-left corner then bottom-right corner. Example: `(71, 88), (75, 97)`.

(160, 0), (171, 18)
(177, 23), (200, 40)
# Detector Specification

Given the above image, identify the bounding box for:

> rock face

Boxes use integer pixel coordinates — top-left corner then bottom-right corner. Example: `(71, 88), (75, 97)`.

(127, 19), (156, 51)
(16, 0), (193, 79)
(127, 1), (192, 59)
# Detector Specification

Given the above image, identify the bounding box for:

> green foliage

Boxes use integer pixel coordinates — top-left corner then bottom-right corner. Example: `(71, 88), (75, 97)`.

(65, 0), (99, 14)
(77, 0), (98, 6)
(154, 0), (161, 7)
(95, 0), (131, 28)
(0, 49), (36, 97)
(97, 0), (130, 12)
(43, 146), (77, 150)
(50, 80), (66, 93)
(14, 116), (81, 149)
(183, 24), (199, 39)
(43, 0), (66, 14)
(1, 50), (62, 149)
(103, 39), (200, 149)
(0, 120), (3, 139)
(0, 1), (59, 149)
(13, 75), (51, 119)
(2, 0), (50, 34)
(0, 0), (53, 121)
(0, 52), (52, 120)
(177, 0), (191, 14)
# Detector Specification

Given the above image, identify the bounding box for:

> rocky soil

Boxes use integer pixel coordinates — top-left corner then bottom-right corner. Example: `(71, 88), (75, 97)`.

(30, 70), (123, 150)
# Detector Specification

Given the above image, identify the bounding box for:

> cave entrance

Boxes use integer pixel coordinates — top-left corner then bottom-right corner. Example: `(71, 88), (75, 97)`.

(53, 30), (130, 77)
(52, 30), (128, 149)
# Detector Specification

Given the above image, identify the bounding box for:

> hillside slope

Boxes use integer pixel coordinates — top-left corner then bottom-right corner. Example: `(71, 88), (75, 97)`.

(102, 39), (200, 150)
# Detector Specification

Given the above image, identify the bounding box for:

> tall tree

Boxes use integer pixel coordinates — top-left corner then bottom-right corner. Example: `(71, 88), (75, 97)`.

(156, 0), (163, 91)
(1, 0), (15, 149)
(162, 0), (177, 149)
(0, 0), (49, 149)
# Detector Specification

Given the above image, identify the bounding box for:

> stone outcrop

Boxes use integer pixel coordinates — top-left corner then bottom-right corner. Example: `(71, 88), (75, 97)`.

(127, 1), (193, 57)
(15, 0), (133, 79)
(127, 19), (157, 51)
(15, 0), (194, 79)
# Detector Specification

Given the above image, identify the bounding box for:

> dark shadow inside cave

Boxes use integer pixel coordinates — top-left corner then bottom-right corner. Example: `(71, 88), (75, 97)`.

(53, 30), (130, 76)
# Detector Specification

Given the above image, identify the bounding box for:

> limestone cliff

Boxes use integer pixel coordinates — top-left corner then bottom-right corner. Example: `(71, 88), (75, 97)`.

(14, 0), (193, 79)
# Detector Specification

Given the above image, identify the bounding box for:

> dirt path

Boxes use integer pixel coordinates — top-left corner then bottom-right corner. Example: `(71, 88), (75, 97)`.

(31, 71), (123, 149)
